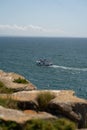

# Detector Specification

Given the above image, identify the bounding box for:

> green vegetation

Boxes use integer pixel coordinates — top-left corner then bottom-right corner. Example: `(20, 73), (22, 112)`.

(0, 118), (76, 130)
(0, 81), (14, 94)
(0, 97), (19, 109)
(36, 92), (55, 111)
(0, 81), (77, 129)
(53, 118), (76, 130)
(13, 77), (29, 84)
(0, 119), (21, 130)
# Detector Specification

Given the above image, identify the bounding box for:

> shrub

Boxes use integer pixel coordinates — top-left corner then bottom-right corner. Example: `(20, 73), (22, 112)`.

(54, 118), (76, 130)
(36, 92), (55, 111)
(43, 121), (56, 130)
(24, 119), (56, 130)
(13, 77), (28, 84)
(0, 81), (14, 94)
(24, 119), (44, 130)
(0, 97), (19, 109)
(0, 81), (5, 88)
(0, 119), (21, 130)
(0, 119), (76, 130)
(24, 119), (76, 130)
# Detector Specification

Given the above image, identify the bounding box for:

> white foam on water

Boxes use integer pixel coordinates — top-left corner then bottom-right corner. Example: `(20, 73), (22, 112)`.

(51, 65), (87, 71)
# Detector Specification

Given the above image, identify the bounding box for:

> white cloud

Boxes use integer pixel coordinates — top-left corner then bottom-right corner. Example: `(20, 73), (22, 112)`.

(0, 24), (64, 31)
(0, 24), (27, 31)
(0, 24), (45, 31)
(0, 24), (66, 36)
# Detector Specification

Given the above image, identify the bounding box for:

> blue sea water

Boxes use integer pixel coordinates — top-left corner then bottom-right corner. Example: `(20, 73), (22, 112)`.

(0, 37), (87, 99)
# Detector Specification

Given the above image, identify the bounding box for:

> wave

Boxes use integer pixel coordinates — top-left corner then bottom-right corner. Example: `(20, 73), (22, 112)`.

(51, 65), (87, 71)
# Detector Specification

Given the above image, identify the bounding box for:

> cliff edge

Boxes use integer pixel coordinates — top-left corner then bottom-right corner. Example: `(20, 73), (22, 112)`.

(0, 70), (87, 129)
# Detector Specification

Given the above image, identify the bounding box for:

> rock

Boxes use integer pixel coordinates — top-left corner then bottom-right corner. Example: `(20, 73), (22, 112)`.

(0, 74), (87, 129)
(23, 110), (37, 114)
(1, 90), (86, 128)
(48, 90), (87, 128)
(0, 106), (57, 124)
(0, 90), (60, 110)
(0, 105), (30, 123)
(9, 90), (61, 101)
(0, 70), (36, 91)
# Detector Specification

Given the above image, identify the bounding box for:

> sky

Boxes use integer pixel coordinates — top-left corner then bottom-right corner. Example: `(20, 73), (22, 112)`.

(0, 0), (87, 37)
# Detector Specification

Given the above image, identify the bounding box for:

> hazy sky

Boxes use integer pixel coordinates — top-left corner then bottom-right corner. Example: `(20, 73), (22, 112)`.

(0, 0), (87, 37)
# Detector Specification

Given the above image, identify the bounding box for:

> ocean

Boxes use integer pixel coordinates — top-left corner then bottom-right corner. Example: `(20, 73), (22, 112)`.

(0, 37), (87, 99)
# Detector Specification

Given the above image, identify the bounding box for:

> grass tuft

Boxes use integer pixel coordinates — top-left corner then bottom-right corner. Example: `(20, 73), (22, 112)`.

(13, 77), (29, 84)
(0, 97), (19, 109)
(36, 92), (55, 111)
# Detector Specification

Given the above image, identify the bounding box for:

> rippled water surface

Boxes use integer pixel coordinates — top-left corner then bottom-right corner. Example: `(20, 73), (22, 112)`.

(0, 37), (87, 99)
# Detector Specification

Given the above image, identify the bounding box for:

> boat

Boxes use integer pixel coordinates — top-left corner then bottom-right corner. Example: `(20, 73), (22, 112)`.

(36, 59), (53, 66)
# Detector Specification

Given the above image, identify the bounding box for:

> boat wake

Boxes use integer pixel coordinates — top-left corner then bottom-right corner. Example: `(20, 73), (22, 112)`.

(51, 65), (87, 71)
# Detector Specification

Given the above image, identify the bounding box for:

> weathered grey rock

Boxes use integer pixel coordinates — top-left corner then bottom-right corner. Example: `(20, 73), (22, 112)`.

(0, 90), (60, 111)
(0, 105), (57, 123)
(48, 90), (87, 128)
(0, 90), (86, 128)
(0, 72), (87, 129)
(0, 70), (36, 91)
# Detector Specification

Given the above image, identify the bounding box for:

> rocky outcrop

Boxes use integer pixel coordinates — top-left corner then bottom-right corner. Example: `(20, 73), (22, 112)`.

(0, 70), (36, 91)
(48, 90), (87, 128)
(0, 90), (87, 128)
(0, 106), (57, 124)
(0, 70), (87, 128)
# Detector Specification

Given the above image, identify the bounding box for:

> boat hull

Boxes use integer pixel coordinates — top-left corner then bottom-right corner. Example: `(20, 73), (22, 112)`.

(36, 60), (53, 66)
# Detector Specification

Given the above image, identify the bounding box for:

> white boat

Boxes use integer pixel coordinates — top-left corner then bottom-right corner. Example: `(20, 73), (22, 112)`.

(36, 59), (53, 66)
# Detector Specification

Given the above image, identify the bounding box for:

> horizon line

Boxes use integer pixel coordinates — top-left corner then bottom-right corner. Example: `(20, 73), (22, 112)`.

(0, 35), (87, 39)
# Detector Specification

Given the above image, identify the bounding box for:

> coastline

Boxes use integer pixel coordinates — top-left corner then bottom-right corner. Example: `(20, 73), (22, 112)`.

(0, 69), (87, 129)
